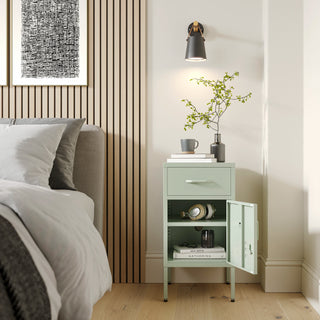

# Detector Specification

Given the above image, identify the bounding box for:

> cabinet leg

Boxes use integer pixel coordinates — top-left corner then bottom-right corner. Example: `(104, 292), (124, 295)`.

(163, 267), (168, 302)
(225, 267), (230, 284)
(230, 267), (235, 302)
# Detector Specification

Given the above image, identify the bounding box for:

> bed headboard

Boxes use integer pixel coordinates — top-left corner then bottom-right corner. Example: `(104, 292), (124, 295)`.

(73, 125), (105, 236)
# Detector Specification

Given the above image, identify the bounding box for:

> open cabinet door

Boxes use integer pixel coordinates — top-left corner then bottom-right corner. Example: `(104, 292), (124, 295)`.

(226, 200), (258, 274)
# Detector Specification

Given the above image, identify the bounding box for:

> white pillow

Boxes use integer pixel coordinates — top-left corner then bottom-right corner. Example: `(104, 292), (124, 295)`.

(0, 124), (66, 187)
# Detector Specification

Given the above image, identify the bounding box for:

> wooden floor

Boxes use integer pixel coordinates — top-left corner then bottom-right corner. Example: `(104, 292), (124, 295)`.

(91, 283), (320, 320)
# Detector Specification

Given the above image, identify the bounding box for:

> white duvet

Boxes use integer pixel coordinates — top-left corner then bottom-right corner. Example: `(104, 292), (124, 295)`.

(0, 179), (112, 320)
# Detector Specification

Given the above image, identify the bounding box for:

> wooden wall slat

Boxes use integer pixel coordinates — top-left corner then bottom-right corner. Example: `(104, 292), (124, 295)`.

(113, 0), (121, 284)
(94, 0), (101, 127)
(61, 87), (68, 118)
(88, 0), (94, 125)
(100, 0), (107, 261)
(126, 0), (133, 284)
(133, 0), (140, 283)
(1, 0), (146, 284)
(3, 86), (8, 118)
(81, 86), (87, 121)
(15, 87), (21, 118)
(140, 0), (146, 284)
(48, 87), (55, 118)
(107, 0), (115, 279)
(55, 87), (61, 118)
(35, 87), (42, 117)
(42, 87), (48, 118)
(9, 86), (15, 118)
(75, 87), (81, 119)
(22, 87), (28, 118)
(68, 87), (75, 118)
(28, 87), (35, 118)
(120, 0), (127, 283)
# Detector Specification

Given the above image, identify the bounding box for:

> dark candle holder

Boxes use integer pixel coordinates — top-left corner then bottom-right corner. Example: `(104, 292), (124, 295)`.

(201, 229), (214, 248)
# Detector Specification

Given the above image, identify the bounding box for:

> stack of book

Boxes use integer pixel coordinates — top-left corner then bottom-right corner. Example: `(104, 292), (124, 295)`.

(167, 153), (217, 163)
(173, 245), (226, 259)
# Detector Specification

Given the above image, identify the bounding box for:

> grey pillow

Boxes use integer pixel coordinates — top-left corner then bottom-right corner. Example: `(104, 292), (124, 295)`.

(14, 118), (85, 190)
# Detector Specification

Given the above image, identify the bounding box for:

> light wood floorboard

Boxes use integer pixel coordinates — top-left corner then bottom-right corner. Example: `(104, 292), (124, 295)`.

(91, 283), (320, 320)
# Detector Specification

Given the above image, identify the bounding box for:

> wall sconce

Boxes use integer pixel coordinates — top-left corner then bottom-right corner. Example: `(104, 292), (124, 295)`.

(185, 21), (207, 61)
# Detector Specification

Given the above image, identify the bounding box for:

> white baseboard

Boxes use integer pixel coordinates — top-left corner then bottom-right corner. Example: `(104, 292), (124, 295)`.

(145, 252), (163, 283)
(146, 251), (320, 314)
(302, 261), (320, 315)
(145, 251), (260, 284)
(259, 255), (302, 292)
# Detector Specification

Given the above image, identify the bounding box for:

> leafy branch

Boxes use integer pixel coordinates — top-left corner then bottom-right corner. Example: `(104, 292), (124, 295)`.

(181, 72), (252, 134)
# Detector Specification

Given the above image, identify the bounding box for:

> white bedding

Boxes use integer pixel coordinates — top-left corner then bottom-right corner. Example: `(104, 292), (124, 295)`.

(0, 179), (112, 320)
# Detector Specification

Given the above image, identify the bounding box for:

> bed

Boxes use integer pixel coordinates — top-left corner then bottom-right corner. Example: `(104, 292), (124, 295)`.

(0, 121), (112, 320)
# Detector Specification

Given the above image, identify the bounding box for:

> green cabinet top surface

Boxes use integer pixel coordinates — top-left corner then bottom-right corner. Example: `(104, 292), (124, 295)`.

(164, 162), (235, 168)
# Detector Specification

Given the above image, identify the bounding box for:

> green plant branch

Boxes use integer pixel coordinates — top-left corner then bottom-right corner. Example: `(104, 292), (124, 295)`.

(182, 72), (252, 134)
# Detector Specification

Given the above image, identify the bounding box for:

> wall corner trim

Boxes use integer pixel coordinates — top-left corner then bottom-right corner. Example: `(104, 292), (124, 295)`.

(302, 261), (320, 315)
(302, 261), (320, 285)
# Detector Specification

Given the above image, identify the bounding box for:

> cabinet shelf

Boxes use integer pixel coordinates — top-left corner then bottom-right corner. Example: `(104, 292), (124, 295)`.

(167, 218), (226, 227)
(167, 255), (228, 268)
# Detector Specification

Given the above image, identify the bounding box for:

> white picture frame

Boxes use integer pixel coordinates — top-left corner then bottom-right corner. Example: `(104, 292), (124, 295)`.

(12, 0), (87, 86)
(0, 0), (7, 86)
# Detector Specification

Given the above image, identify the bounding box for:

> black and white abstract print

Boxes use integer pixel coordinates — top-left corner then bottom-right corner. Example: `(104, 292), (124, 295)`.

(21, 0), (80, 79)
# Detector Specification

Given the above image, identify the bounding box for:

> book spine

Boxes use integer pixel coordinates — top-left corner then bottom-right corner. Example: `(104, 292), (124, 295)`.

(173, 251), (226, 259)
(167, 159), (216, 163)
(173, 246), (225, 253)
(171, 154), (213, 159)
(176, 249), (225, 254)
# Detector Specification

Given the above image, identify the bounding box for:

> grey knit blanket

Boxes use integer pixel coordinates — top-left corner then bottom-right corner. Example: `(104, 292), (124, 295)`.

(0, 215), (51, 320)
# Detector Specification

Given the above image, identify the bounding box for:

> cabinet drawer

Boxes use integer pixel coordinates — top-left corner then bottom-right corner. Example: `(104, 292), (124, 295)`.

(167, 168), (231, 196)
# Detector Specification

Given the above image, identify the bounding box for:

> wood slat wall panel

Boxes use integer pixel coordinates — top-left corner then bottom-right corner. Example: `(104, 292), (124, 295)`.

(0, 0), (146, 284)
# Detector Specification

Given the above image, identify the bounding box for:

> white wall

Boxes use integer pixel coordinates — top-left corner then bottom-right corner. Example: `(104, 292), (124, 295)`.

(302, 0), (320, 313)
(262, 0), (304, 292)
(146, 0), (263, 283)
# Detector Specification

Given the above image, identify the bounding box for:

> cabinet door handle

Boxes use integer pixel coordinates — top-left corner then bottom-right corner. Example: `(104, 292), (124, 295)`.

(185, 179), (210, 184)
(249, 244), (253, 255)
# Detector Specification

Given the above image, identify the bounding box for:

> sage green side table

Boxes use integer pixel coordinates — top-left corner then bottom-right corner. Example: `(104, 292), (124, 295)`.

(163, 162), (258, 302)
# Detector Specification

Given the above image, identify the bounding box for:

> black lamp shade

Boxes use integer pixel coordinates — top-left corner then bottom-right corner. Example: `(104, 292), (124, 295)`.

(185, 32), (207, 61)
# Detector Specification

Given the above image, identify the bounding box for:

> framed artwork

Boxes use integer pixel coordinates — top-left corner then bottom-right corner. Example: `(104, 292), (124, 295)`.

(12, 0), (87, 86)
(0, 0), (7, 86)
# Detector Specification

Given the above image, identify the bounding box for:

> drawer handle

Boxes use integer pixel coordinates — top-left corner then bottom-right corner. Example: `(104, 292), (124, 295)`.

(185, 179), (211, 184)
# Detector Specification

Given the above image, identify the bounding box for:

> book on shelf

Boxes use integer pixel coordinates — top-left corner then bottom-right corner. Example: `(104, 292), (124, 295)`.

(173, 245), (225, 254)
(167, 158), (217, 163)
(170, 153), (216, 159)
(173, 250), (226, 259)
